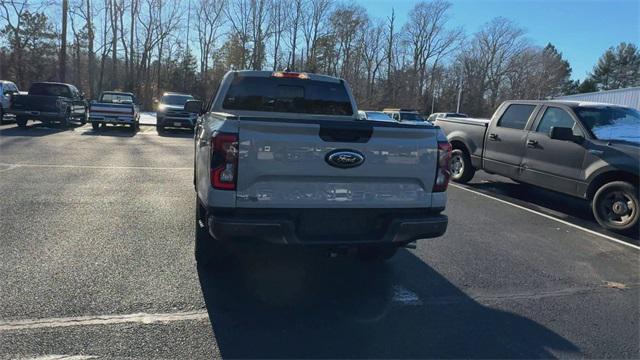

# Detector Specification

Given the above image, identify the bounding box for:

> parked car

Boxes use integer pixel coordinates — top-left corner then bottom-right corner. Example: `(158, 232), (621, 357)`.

(435, 100), (640, 233)
(382, 108), (425, 122)
(190, 70), (450, 265)
(155, 92), (197, 132)
(427, 112), (468, 122)
(9, 82), (87, 128)
(357, 110), (394, 121)
(89, 91), (140, 131)
(0, 80), (20, 124)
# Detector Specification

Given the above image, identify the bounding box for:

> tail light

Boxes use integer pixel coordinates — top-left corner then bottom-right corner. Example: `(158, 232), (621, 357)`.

(210, 132), (239, 190)
(433, 133), (452, 193)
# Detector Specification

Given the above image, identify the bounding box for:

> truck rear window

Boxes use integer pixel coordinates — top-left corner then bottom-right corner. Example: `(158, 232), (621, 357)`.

(222, 76), (353, 116)
(29, 83), (72, 98)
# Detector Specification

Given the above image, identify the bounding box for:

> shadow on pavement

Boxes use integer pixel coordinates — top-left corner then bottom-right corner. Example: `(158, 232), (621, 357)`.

(81, 124), (137, 137)
(464, 178), (639, 245)
(198, 244), (579, 358)
(0, 122), (73, 137)
(157, 128), (194, 138)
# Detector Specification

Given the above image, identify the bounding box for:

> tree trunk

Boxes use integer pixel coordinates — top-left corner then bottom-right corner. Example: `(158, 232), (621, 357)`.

(60, 0), (68, 82)
(87, 0), (96, 98)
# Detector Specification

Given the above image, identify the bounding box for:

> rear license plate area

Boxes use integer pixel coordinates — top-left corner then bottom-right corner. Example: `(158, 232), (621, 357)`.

(295, 210), (388, 242)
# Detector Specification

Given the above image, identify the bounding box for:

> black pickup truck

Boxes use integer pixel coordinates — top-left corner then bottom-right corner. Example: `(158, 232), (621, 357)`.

(10, 82), (88, 128)
(436, 100), (639, 233)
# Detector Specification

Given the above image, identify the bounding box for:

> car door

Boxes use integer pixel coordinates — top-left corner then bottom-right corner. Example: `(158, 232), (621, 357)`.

(483, 103), (539, 180)
(520, 106), (587, 196)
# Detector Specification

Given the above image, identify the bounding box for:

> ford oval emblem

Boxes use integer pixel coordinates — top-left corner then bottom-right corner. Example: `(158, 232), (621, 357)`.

(325, 149), (365, 169)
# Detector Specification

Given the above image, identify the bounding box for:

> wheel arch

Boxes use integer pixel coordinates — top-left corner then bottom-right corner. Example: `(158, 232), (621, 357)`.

(586, 171), (639, 200)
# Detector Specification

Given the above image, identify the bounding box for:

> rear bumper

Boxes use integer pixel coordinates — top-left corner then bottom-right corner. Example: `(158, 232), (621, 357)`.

(206, 208), (448, 245)
(89, 114), (135, 124)
(157, 115), (195, 128)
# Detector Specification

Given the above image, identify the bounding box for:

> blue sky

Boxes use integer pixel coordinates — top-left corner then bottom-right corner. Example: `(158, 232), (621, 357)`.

(358, 0), (640, 81)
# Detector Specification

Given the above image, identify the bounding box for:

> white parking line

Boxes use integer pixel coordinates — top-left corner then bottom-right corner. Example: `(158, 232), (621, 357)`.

(0, 163), (192, 171)
(450, 183), (640, 251)
(0, 310), (209, 332)
(19, 355), (97, 360)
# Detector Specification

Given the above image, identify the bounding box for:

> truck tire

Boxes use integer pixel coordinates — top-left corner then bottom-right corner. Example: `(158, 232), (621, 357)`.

(79, 112), (87, 125)
(91, 122), (100, 131)
(0, 106), (4, 124)
(156, 125), (164, 134)
(357, 246), (398, 262)
(61, 109), (71, 128)
(450, 148), (475, 183)
(195, 196), (232, 269)
(592, 181), (639, 233)
(16, 116), (27, 128)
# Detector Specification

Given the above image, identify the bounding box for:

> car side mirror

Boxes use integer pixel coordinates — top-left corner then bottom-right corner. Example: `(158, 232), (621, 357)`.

(549, 127), (577, 142)
(184, 100), (203, 114)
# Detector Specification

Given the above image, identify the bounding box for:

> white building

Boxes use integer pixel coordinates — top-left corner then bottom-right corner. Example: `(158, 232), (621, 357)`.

(555, 87), (640, 110)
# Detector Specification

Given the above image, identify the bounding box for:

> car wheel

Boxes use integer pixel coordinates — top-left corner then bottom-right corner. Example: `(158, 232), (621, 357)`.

(16, 116), (27, 128)
(156, 125), (164, 134)
(450, 148), (475, 183)
(91, 122), (100, 131)
(592, 181), (639, 233)
(61, 109), (71, 128)
(357, 246), (398, 262)
(195, 195), (232, 269)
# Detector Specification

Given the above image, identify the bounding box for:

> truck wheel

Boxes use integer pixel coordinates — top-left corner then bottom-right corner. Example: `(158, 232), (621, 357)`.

(357, 246), (398, 262)
(91, 122), (100, 131)
(450, 148), (475, 183)
(80, 112), (87, 125)
(131, 122), (139, 132)
(156, 125), (164, 134)
(592, 181), (639, 233)
(0, 106), (4, 124)
(195, 196), (231, 269)
(62, 110), (71, 128)
(16, 116), (27, 128)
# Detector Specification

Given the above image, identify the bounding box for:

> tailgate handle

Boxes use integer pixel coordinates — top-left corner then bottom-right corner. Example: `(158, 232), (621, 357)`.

(319, 125), (373, 143)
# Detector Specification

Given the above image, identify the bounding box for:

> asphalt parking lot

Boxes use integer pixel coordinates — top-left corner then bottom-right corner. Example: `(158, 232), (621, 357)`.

(0, 122), (638, 359)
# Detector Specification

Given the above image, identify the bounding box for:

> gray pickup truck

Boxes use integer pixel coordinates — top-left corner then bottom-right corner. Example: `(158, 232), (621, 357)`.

(188, 70), (450, 265)
(435, 100), (640, 233)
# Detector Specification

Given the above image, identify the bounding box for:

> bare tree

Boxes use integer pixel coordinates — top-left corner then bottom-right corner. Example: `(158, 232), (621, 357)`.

(302, 0), (332, 72)
(196, 0), (226, 75)
(225, 0), (252, 69)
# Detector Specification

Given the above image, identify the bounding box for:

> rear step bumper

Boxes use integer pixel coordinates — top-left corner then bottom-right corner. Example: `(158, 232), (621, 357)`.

(207, 209), (447, 245)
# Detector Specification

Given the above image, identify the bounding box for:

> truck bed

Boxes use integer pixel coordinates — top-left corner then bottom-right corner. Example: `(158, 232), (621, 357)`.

(434, 116), (489, 167)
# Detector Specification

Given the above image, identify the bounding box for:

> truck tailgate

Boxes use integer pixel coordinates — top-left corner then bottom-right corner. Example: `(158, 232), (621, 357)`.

(11, 95), (60, 113)
(89, 103), (133, 115)
(236, 119), (439, 208)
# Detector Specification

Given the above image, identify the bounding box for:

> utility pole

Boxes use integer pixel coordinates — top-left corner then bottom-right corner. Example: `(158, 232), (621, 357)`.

(456, 78), (463, 113)
(184, 0), (191, 91)
(60, 0), (69, 82)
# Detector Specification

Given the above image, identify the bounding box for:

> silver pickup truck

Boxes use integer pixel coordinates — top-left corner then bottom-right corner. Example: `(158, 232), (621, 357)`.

(436, 100), (640, 233)
(188, 70), (450, 265)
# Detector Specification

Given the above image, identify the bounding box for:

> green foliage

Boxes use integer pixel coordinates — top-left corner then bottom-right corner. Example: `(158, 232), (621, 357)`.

(589, 42), (640, 90)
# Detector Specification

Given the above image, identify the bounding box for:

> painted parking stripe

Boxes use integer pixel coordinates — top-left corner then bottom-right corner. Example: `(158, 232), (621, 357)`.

(450, 183), (640, 251)
(0, 163), (192, 171)
(0, 310), (209, 332)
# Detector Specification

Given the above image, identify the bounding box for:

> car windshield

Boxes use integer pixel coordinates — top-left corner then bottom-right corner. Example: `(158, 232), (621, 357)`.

(161, 95), (193, 106)
(101, 93), (133, 104)
(366, 111), (392, 121)
(574, 106), (640, 144)
(400, 112), (424, 121)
